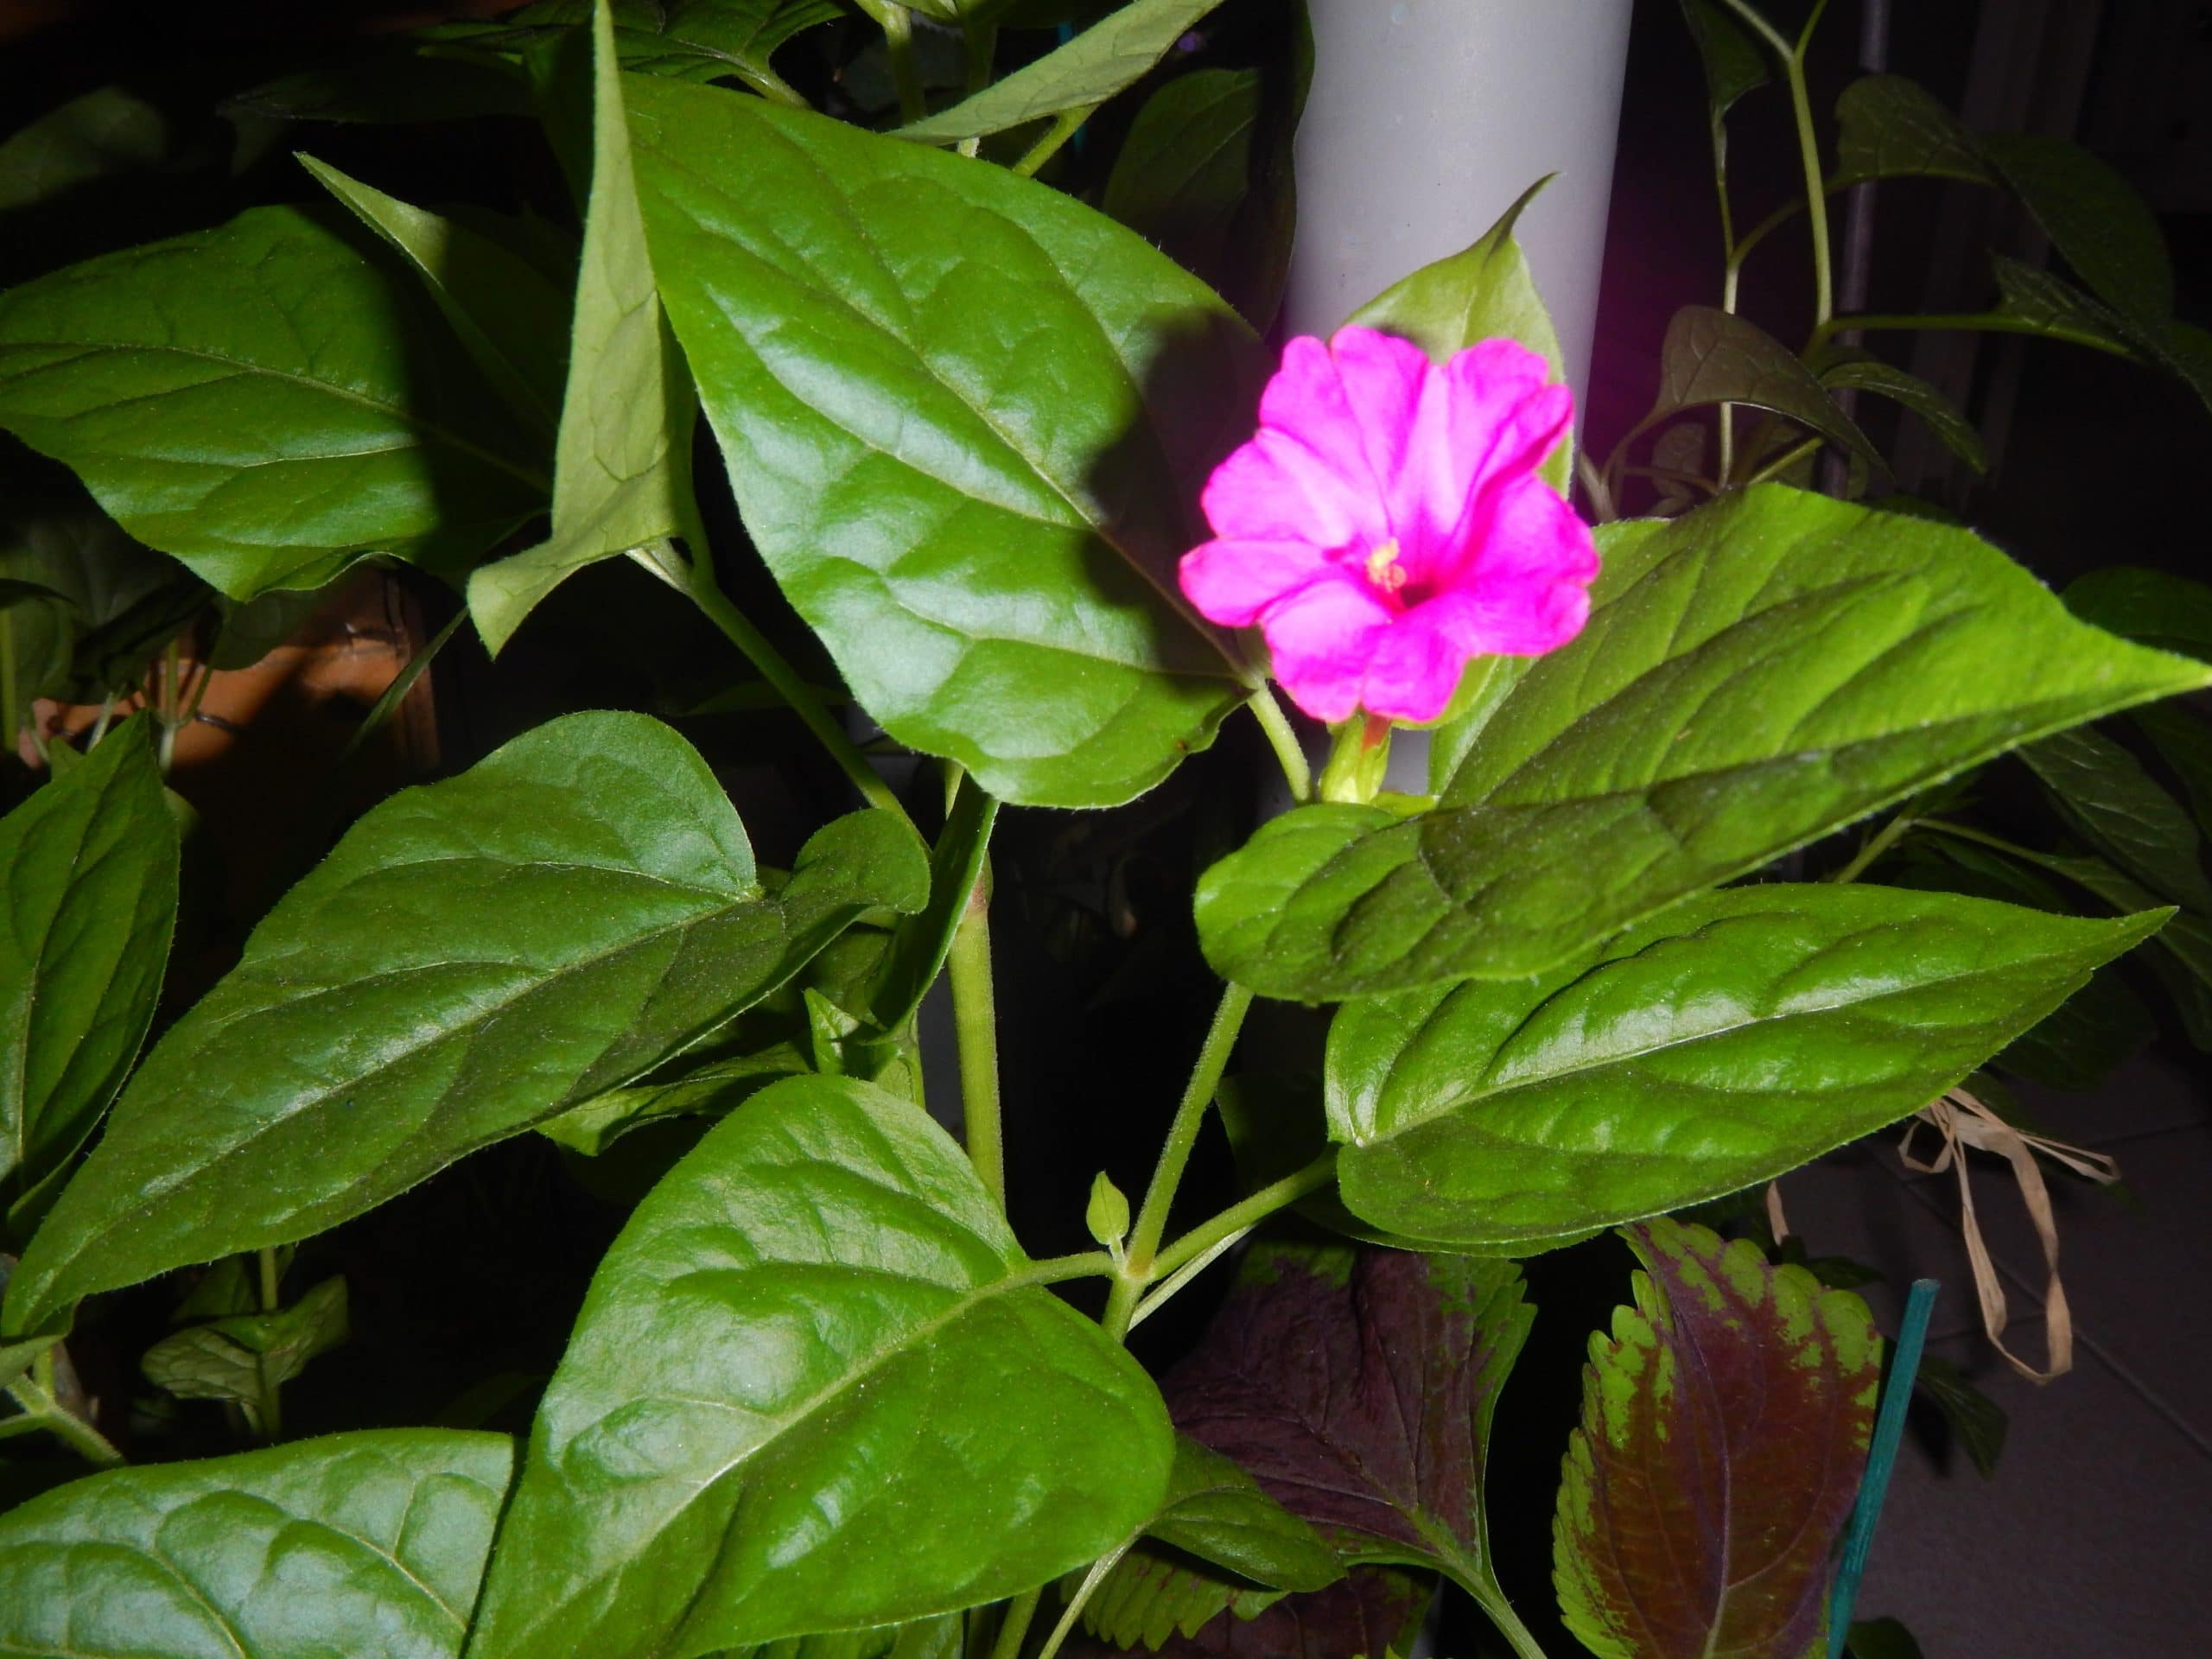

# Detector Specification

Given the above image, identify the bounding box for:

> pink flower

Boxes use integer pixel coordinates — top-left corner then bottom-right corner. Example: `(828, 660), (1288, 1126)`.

(1180, 326), (1599, 725)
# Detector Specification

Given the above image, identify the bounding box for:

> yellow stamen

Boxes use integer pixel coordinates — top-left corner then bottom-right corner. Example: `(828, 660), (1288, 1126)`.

(1364, 539), (1407, 594)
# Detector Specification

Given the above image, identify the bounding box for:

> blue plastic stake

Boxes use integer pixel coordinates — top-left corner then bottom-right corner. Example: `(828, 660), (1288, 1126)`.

(1827, 1278), (1939, 1659)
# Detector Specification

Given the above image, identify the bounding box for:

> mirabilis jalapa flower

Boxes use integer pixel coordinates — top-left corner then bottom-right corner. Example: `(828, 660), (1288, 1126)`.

(1179, 326), (1599, 726)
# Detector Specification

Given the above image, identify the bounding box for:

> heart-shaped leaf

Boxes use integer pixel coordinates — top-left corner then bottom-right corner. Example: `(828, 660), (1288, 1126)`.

(0, 206), (549, 600)
(1554, 1219), (1879, 1659)
(1325, 883), (2164, 1252)
(1, 720), (176, 1242)
(627, 80), (1262, 807)
(469, 1073), (1173, 1658)
(1195, 486), (2211, 996)
(0, 1429), (512, 1659)
(3, 711), (925, 1334)
(1650, 306), (1883, 475)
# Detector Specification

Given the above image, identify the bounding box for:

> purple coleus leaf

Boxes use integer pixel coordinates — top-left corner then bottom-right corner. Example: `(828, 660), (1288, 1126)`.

(1554, 1217), (1882, 1659)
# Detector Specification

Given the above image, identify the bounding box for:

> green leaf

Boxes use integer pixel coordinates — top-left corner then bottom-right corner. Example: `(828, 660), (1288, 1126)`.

(142, 1274), (349, 1429)
(0, 490), (206, 704)
(1976, 130), (2173, 327)
(1088, 1170), (1133, 1251)
(628, 80), (1261, 808)
(0, 86), (170, 213)
(223, 48), (536, 125)
(2018, 724), (2212, 909)
(537, 1043), (809, 1154)
(1142, 1438), (1342, 1592)
(1834, 74), (1994, 188)
(301, 156), (570, 433)
(1554, 1219), (1880, 1659)
(1650, 305), (1883, 474)
(0, 205), (548, 600)
(1194, 486), (2212, 997)
(1325, 884), (2166, 1252)
(1079, 1554), (1283, 1650)
(0, 720), (176, 1240)
(1072, 1569), (1427, 1658)
(466, 2), (699, 654)
(1912, 1353), (2006, 1479)
(865, 775), (996, 1034)
(0, 1428), (512, 1658)
(470, 1074), (1173, 1658)
(1820, 355), (1986, 473)
(2131, 702), (2212, 839)
(2064, 566), (2212, 663)
(1848, 1618), (1928, 1659)
(3, 711), (926, 1335)
(439, 0), (837, 100)
(1676, 0), (1770, 124)
(894, 0), (1230, 143)
(1344, 177), (1570, 493)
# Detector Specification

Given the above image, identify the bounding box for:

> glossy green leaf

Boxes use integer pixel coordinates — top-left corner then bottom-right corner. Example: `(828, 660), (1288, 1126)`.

(470, 1074), (1173, 1658)
(1677, 0), (1769, 124)
(1325, 885), (2165, 1251)
(0, 86), (170, 213)
(0, 206), (548, 600)
(302, 156), (569, 432)
(142, 1274), (348, 1430)
(467, 3), (699, 654)
(1651, 305), (1883, 474)
(866, 775), (996, 1033)
(1144, 1437), (1344, 1592)
(437, 0), (836, 100)
(1820, 355), (1986, 473)
(537, 1043), (809, 1154)
(0, 493), (203, 705)
(3, 711), (926, 1334)
(2064, 566), (2212, 663)
(1195, 486), (2212, 997)
(1554, 1219), (1879, 1659)
(1, 721), (176, 1240)
(2018, 724), (2212, 909)
(0, 1428), (512, 1658)
(629, 81), (1260, 807)
(1344, 177), (1569, 493)
(895, 0), (1230, 143)
(1834, 74), (1993, 188)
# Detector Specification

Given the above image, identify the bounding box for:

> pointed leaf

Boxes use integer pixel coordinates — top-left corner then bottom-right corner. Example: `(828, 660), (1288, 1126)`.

(0, 721), (176, 1237)
(469, 1074), (1173, 1658)
(467, 2), (702, 654)
(3, 712), (926, 1334)
(1677, 0), (1769, 124)
(1834, 74), (1993, 188)
(894, 0), (1230, 143)
(1070, 1567), (1430, 1659)
(1819, 356), (1986, 473)
(1554, 1219), (1880, 1659)
(628, 81), (1260, 807)
(142, 1274), (349, 1429)
(1195, 486), (2212, 996)
(1325, 883), (2164, 1252)
(1976, 130), (2173, 327)
(2018, 724), (2212, 908)
(1146, 1436), (1344, 1592)
(0, 86), (170, 212)
(442, 0), (837, 99)
(0, 206), (548, 600)
(1652, 306), (1883, 474)
(0, 1429), (513, 1659)
(537, 1043), (809, 1154)
(2064, 566), (2212, 663)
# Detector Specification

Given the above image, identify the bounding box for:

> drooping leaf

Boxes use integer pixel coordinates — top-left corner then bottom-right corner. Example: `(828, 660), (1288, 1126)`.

(2018, 724), (2212, 910)
(0, 206), (548, 600)
(1162, 1241), (1535, 1641)
(470, 1074), (1174, 1659)
(0, 720), (176, 1241)
(1650, 306), (1883, 475)
(1975, 130), (2173, 327)
(1676, 0), (1770, 124)
(864, 773), (996, 1034)
(1322, 883), (2163, 1251)
(2131, 702), (2212, 839)
(141, 1274), (349, 1430)
(1553, 1218), (1880, 1659)
(628, 81), (1261, 807)
(1194, 486), (2211, 997)
(0, 492), (204, 705)
(1069, 1567), (1430, 1659)
(0, 1429), (512, 1659)
(1344, 177), (1570, 493)
(537, 1043), (809, 1154)
(302, 156), (569, 432)
(3, 712), (926, 1335)
(1820, 355), (1986, 473)
(895, 0), (1231, 143)
(467, 1), (700, 654)
(434, 0), (837, 101)
(2064, 566), (2212, 663)
(0, 86), (171, 213)
(1834, 74), (1994, 188)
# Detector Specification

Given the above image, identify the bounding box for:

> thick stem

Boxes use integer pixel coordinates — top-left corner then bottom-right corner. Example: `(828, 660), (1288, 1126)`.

(1828, 807), (1915, 884)
(1013, 107), (1090, 178)
(948, 861), (1005, 1208)
(1711, 120), (1739, 482)
(254, 1247), (284, 1440)
(1743, 435), (1824, 487)
(1248, 687), (1313, 803)
(3, 1376), (124, 1466)
(1102, 983), (1255, 1338)
(1145, 1148), (1338, 1287)
(988, 1588), (1042, 1659)
(879, 6), (927, 125)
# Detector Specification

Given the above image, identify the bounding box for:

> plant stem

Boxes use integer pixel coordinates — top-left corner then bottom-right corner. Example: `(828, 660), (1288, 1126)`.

(1828, 806), (1915, 884)
(1248, 686), (1312, 803)
(254, 1247), (284, 1440)
(988, 1588), (1042, 1659)
(948, 859), (1005, 1208)
(1717, 0), (1833, 327)
(1808, 310), (2133, 359)
(1103, 984), (1255, 1338)
(1709, 100), (1739, 481)
(156, 637), (182, 774)
(878, 5), (927, 125)
(1013, 107), (1091, 178)
(1743, 435), (1824, 487)
(338, 606), (463, 766)
(1917, 817), (2047, 865)
(1, 608), (20, 766)
(682, 569), (914, 833)
(1034, 1546), (1131, 1659)
(3, 1374), (124, 1466)
(1146, 1147), (1338, 1286)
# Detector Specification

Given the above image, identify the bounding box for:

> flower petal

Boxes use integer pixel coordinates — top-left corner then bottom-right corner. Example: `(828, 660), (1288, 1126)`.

(1359, 606), (1477, 724)
(1432, 474), (1600, 656)
(1180, 538), (1337, 627)
(1325, 327), (1438, 532)
(1202, 428), (1381, 549)
(1258, 572), (1395, 724)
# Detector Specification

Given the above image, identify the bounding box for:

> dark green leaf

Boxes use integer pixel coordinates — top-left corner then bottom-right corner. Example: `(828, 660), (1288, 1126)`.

(865, 774), (996, 1034)
(1554, 1219), (1880, 1659)
(0, 721), (176, 1241)
(466, 1), (699, 653)
(437, 0), (837, 100)
(0, 206), (548, 600)
(2132, 702), (2212, 839)
(223, 48), (535, 125)
(629, 81), (1261, 807)
(1195, 486), (2211, 997)
(471, 1074), (1173, 1657)
(1070, 1567), (1429, 1658)
(1651, 305), (1883, 474)
(0, 86), (170, 213)
(1848, 1617), (1927, 1659)
(1992, 255), (2133, 347)
(1325, 883), (2162, 1251)
(1145, 1437), (1344, 1592)
(0, 1428), (512, 1657)
(1913, 1353), (2006, 1479)
(2063, 566), (2212, 663)
(537, 1043), (809, 1154)
(895, 0), (1231, 143)
(3, 711), (926, 1335)
(1821, 355), (1986, 473)
(1677, 0), (1770, 124)
(0, 491), (205, 703)
(1834, 74), (1994, 188)
(1079, 1553), (1283, 1651)
(1976, 131), (2173, 326)
(142, 1274), (348, 1429)
(2018, 724), (2212, 909)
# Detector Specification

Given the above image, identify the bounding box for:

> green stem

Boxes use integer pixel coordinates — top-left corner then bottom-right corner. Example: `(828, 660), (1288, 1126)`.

(1146, 1147), (1338, 1287)
(877, 5), (927, 125)
(1, 607), (20, 766)
(1034, 1546), (1132, 1659)
(3, 1375), (124, 1466)
(1710, 112), (1739, 482)
(1717, 0), (1833, 325)
(1103, 984), (1255, 1338)
(1918, 817), (2047, 865)
(1743, 435), (1824, 487)
(156, 637), (182, 775)
(1248, 687), (1312, 803)
(254, 1247), (284, 1440)
(1829, 807), (1916, 884)
(988, 1588), (1042, 1659)
(1020, 1252), (1117, 1287)
(1808, 310), (2133, 359)
(948, 858), (1005, 1208)
(338, 607), (463, 767)
(682, 569), (914, 834)
(1013, 107), (1091, 178)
